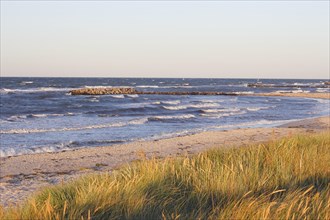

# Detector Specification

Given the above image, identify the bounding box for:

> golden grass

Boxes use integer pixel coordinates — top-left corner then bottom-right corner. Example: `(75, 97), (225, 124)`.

(1, 132), (329, 219)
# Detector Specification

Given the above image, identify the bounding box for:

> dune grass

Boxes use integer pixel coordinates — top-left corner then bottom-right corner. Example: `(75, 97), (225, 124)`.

(1, 132), (329, 219)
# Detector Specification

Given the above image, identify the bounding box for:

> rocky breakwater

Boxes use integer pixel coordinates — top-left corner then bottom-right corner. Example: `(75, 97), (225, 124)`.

(70, 87), (238, 96)
(70, 87), (137, 95)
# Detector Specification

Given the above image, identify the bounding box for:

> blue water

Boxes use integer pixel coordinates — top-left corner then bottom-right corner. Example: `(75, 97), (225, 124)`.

(0, 77), (329, 157)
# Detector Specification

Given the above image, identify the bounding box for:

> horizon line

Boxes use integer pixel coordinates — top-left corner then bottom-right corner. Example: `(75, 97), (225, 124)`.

(1, 76), (329, 80)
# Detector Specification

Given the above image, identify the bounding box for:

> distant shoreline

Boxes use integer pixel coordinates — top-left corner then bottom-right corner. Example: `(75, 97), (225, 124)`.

(247, 92), (329, 99)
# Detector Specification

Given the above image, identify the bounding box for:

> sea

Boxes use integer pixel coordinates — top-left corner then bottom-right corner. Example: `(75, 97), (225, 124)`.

(0, 77), (329, 157)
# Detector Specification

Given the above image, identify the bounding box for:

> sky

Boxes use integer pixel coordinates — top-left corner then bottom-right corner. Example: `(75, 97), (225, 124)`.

(0, 1), (329, 79)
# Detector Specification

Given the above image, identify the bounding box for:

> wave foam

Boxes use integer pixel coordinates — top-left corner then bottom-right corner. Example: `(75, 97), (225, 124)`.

(316, 88), (330, 93)
(149, 114), (195, 121)
(110, 95), (125, 99)
(1, 87), (75, 94)
(126, 94), (139, 98)
(1, 118), (147, 134)
(200, 99), (224, 103)
(161, 100), (181, 105)
(200, 111), (246, 118)
(6, 115), (27, 121)
(273, 89), (310, 94)
(315, 99), (330, 104)
(89, 98), (100, 102)
(211, 119), (295, 130)
(162, 106), (187, 110)
(246, 107), (270, 111)
(19, 81), (34, 85)
(136, 85), (159, 88)
(6, 113), (75, 121)
(163, 103), (220, 111)
(234, 91), (255, 95)
(200, 108), (240, 113)
(30, 113), (66, 118)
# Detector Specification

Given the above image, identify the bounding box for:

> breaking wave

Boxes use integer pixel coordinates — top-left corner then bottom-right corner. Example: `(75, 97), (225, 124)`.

(5, 113), (75, 122)
(148, 114), (196, 121)
(136, 85), (159, 88)
(110, 95), (125, 99)
(0, 87), (75, 94)
(200, 108), (240, 113)
(161, 100), (181, 105)
(246, 106), (271, 111)
(126, 94), (139, 98)
(200, 111), (246, 118)
(1, 118), (148, 134)
(162, 103), (220, 111)
(0, 139), (126, 157)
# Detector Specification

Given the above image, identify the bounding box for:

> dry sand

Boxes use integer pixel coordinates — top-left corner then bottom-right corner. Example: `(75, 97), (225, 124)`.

(0, 115), (329, 207)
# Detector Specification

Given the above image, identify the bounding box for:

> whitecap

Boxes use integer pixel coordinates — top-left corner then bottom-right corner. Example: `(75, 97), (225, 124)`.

(6, 115), (27, 122)
(19, 81), (34, 85)
(84, 85), (113, 89)
(234, 91), (255, 95)
(110, 95), (125, 99)
(200, 108), (240, 113)
(161, 100), (181, 105)
(162, 102), (220, 111)
(126, 94), (139, 98)
(316, 88), (329, 93)
(149, 114), (195, 121)
(246, 107), (270, 111)
(89, 98), (99, 102)
(0, 87), (75, 94)
(129, 118), (148, 125)
(200, 111), (246, 118)
(200, 99), (224, 103)
(273, 90), (290, 94)
(136, 85), (159, 88)
(1, 117), (148, 134)
(162, 106), (187, 110)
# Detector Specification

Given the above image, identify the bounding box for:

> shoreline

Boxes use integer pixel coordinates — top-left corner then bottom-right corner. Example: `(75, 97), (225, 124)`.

(246, 92), (329, 99)
(0, 115), (329, 207)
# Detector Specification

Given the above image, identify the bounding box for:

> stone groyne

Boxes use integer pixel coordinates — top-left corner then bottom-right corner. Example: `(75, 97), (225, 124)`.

(70, 87), (138, 95)
(70, 88), (238, 96)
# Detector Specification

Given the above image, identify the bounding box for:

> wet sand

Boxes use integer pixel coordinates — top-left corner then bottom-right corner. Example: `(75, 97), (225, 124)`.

(0, 116), (329, 207)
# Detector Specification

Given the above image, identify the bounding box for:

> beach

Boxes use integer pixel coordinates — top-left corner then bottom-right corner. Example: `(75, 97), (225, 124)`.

(1, 115), (329, 207)
(1, 77), (329, 207)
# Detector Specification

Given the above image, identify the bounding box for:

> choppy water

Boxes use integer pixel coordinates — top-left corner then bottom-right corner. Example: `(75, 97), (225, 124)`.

(0, 77), (329, 157)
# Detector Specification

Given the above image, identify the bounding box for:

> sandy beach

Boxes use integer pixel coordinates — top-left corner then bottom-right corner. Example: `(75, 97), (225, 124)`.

(0, 92), (329, 207)
(0, 114), (329, 207)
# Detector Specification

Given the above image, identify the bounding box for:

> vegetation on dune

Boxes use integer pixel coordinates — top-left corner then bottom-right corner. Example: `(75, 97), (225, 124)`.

(1, 132), (329, 219)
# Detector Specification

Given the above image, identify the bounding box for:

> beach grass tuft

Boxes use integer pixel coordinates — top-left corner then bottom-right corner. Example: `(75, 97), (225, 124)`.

(1, 132), (329, 219)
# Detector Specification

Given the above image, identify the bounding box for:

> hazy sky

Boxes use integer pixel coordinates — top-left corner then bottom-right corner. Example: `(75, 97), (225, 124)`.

(1, 1), (329, 79)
